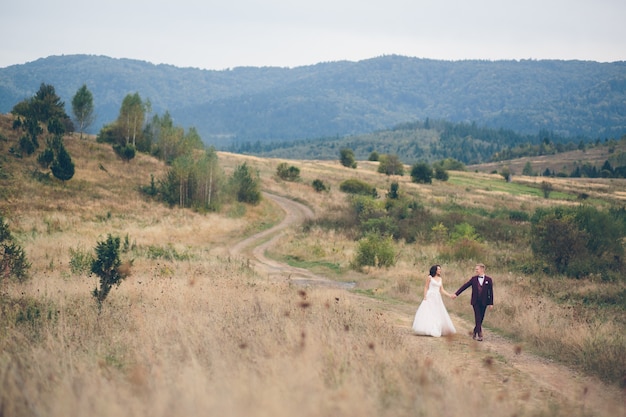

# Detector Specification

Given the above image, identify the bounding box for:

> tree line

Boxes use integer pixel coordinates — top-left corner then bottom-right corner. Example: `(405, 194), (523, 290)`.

(8, 82), (262, 211)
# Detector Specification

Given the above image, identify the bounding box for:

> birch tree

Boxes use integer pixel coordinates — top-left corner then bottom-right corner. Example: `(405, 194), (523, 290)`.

(71, 84), (95, 139)
(117, 93), (145, 146)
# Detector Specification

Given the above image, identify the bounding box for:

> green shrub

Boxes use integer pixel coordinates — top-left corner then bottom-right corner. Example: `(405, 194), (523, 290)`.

(508, 210), (530, 222)
(340, 179), (377, 197)
(4, 296), (58, 341)
(113, 143), (136, 162)
(276, 162), (300, 181)
(339, 148), (357, 168)
(434, 166), (449, 181)
(145, 244), (191, 261)
(351, 196), (386, 223)
(410, 162), (433, 184)
(353, 233), (396, 269)
(230, 163), (261, 205)
(387, 182), (399, 199)
(530, 205), (625, 278)
(69, 246), (93, 275)
(361, 217), (399, 238)
(440, 237), (486, 262)
(312, 179), (328, 192)
(377, 154), (404, 176)
(450, 222), (479, 242)
(0, 216), (30, 283)
(90, 235), (128, 308)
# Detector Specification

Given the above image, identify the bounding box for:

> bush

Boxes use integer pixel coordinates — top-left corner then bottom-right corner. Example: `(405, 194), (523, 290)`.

(339, 148), (357, 168)
(361, 217), (399, 238)
(387, 182), (399, 199)
(351, 196), (386, 224)
(276, 162), (301, 181)
(450, 222), (479, 242)
(19, 136), (36, 155)
(377, 154), (404, 176)
(0, 217), (30, 283)
(440, 237), (486, 262)
(37, 147), (54, 169)
(434, 166), (449, 181)
(312, 179), (328, 192)
(540, 181), (553, 198)
(113, 143), (136, 162)
(69, 246), (93, 275)
(353, 233), (396, 269)
(340, 179), (377, 197)
(508, 210), (530, 222)
(530, 205), (625, 278)
(531, 210), (587, 275)
(410, 162), (433, 184)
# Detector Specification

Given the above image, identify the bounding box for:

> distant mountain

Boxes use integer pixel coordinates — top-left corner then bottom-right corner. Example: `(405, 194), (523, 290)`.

(1, 54), (625, 149)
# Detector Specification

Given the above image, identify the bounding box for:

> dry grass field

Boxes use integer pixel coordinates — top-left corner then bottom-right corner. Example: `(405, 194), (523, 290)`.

(0, 116), (624, 417)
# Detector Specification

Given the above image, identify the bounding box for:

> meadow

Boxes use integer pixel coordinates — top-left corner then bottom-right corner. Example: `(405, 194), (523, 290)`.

(0, 123), (624, 416)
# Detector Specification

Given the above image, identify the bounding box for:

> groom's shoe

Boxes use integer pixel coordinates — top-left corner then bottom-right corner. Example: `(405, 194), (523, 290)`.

(477, 333), (483, 342)
(472, 333), (478, 340)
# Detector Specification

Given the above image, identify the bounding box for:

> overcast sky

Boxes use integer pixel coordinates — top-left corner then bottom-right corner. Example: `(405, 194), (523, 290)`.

(2, 0), (625, 70)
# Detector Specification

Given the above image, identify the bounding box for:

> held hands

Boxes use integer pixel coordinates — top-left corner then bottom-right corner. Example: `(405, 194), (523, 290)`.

(450, 294), (457, 299)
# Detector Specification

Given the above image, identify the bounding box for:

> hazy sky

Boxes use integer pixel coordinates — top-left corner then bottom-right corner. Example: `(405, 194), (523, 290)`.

(2, 0), (625, 70)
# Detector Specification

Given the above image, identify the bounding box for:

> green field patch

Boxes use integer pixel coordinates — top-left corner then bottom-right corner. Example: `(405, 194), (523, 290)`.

(284, 255), (342, 275)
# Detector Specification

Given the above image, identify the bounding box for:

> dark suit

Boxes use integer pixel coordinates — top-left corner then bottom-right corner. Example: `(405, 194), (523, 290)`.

(455, 275), (493, 337)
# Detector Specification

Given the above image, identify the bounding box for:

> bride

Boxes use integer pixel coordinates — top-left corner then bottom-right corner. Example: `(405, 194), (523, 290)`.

(412, 265), (457, 337)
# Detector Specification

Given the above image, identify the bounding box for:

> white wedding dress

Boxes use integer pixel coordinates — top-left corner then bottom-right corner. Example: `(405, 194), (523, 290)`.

(412, 277), (456, 337)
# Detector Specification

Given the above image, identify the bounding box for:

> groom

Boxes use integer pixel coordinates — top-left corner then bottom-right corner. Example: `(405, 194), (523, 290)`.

(452, 263), (494, 341)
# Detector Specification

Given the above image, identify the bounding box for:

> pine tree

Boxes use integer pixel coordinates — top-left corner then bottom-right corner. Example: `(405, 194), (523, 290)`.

(50, 139), (75, 182)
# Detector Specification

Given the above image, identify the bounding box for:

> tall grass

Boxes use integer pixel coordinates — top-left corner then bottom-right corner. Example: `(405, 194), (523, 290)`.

(1, 255), (593, 417)
(1, 128), (624, 416)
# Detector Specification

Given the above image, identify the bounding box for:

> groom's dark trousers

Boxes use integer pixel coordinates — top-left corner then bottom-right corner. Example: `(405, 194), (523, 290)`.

(455, 275), (494, 337)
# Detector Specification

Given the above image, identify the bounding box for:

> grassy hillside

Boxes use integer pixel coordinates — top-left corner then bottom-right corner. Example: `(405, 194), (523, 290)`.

(0, 113), (624, 416)
(469, 139), (626, 177)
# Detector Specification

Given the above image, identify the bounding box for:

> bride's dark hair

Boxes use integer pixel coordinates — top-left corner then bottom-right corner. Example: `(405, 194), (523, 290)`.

(429, 265), (440, 277)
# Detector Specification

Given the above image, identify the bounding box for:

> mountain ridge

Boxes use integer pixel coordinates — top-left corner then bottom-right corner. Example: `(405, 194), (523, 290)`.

(1, 54), (625, 148)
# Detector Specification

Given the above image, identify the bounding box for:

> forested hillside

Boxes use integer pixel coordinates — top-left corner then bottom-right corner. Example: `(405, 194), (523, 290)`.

(233, 119), (563, 164)
(1, 55), (625, 150)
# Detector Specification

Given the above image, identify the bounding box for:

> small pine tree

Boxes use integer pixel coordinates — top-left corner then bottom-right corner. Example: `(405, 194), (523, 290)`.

(0, 216), (30, 283)
(50, 139), (75, 182)
(90, 235), (128, 309)
(231, 163), (261, 204)
(387, 182), (400, 199)
(37, 147), (54, 169)
(522, 161), (533, 176)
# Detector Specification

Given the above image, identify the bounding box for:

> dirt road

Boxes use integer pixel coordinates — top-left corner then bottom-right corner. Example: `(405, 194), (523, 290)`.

(230, 192), (354, 288)
(231, 192), (625, 416)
